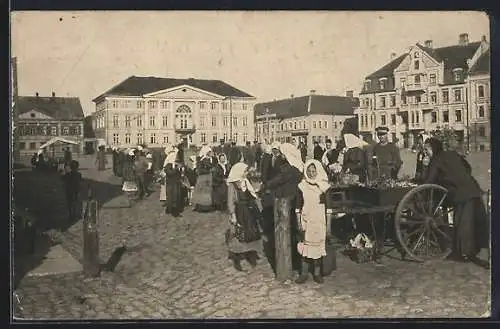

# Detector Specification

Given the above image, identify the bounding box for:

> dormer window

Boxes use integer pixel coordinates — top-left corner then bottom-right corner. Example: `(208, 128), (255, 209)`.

(379, 77), (387, 90)
(414, 60), (420, 70)
(414, 52), (419, 58)
(453, 68), (463, 82)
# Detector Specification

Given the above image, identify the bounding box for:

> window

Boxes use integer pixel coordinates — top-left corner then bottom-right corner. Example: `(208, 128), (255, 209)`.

(379, 79), (386, 90)
(390, 96), (396, 107)
(416, 112), (420, 123)
(198, 102), (206, 110)
(479, 126), (486, 137)
(113, 133), (119, 144)
(429, 74), (437, 85)
(415, 95), (421, 104)
(123, 100), (131, 108)
(414, 52), (419, 58)
(455, 110), (462, 122)
(125, 133), (131, 144)
(380, 96), (386, 108)
(137, 115), (143, 127)
(148, 100), (157, 109)
(212, 133), (218, 143)
(401, 95), (407, 105)
(137, 101), (145, 109)
(414, 60), (420, 70)
(149, 116), (155, 127)
(318, 121), (322, 129)
(294, 122), (297, 130)
(29, 142), (36, 150)
(125, 116), (131, 127)
(443, 110), (449, 123)
(289, 122), (292, 130)
(242, 104), (248, 110)
(211, 102), (218, 110)
(478, 85), (485, 98)
(112, 100), (119, 108)
(324, 121), (328, 129)
(364, 99), (370, 108)
(243, 133), (248, 141)
(233, 133), (238, 143)
(414, 75), (421, 85)
(223, 116), (229, 127)
(430, 92), (437, 104)
(381, 115), (387, 126)
(200, 116), (206, 127)
(364, 80), (371, 90)
(211, 116), (217, 127)
(442, 90), (449, 103)
(233, 117), (238, 127)
(453, 70), (462, 82)
(62, 127), (69, 135)
(454, 89), (462, 102)
(223, 133), (228, 142)
(400, 78), (406, 89)
(431, 112), (437, 123)
(51, 126), (57, 135)
(113, 115), (119, 128)
(242, 117), (248, 127)
(149, 133), (156, 144)
(478, 106), (485, 118)
(222, 102), (228, 110)
(411, 112), (415, 123)
(313, 121), (317, 129)
(19, 142), (25, 150)
(200, 133), (206, 143)
(391, 114), (396, 125)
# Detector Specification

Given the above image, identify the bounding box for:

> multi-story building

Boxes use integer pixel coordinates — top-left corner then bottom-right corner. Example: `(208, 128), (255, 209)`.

(254, 90), (359, 154)
(16, 92), (85, 159)
(91, 76), (256, 148)
(355, 33), (490, 148)
(11, 57), (19, 163)
(467, 49), (490, 151)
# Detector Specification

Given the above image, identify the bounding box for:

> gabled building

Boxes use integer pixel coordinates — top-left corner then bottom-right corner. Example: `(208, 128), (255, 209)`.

(355, 33), (490, 148)
(254, 90), (359, 152)
(467, 49), (490, 151)
(91, 76), (256, 148)
(16, 93), (85, 158)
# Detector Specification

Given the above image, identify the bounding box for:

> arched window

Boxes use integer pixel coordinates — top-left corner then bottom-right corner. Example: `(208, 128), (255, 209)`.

(175, 105), (192, 129)
(478, 85), (485, 98)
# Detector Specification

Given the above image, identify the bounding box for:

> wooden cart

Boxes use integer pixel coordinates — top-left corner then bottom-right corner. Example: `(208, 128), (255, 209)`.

(326, 183), (491, 262)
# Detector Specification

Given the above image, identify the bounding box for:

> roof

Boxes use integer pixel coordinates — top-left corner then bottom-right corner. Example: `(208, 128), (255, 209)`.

(93, 76), (254, 101)
(468, 50), (490, 75)
(366, 53), (408, 79)
(18, 96), (85, 120)
(254, 94), (359, 120)
(40, 137), (79, 149)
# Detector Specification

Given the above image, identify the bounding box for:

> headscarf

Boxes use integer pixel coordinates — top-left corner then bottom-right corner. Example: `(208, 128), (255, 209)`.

(271, 142), (281, 152)
(198, 145), (212, 160)
(137, 145), (144, 152)
(226, 162), (258, 199)
(344, 133), (368, 150)
(218, 153), (228, 175)
(164, 144), (174, 155)
(128, 148), (136, 156)
(37, 149), (43, 156)
(280, 143), (304, 171)
(163, 147), (178, 167)
(301, 159), (331, 193)
(146, 153), (153, 159)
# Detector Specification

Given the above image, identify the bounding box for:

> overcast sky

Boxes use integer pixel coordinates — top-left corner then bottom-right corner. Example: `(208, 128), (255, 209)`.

(11, 11), (489, 115)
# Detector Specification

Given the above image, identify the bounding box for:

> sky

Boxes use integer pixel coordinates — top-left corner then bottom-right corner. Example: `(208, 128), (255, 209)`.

(11, 11), (490, 116)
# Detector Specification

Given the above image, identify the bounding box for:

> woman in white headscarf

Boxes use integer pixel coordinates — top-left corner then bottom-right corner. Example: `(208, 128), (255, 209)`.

(225, 162), (263, 271)
(294, 159), (331, 284)
(159, 145), (174, 203)
(212, 153), (230, 211)
(162, 145), (185, 217)
(415, 133), (430, 183)
(192, 145), (215, 212)
(342, 133), (369, 182)
(122, 149), (139, 204)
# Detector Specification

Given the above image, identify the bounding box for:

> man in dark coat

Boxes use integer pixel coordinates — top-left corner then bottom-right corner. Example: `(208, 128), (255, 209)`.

(213, 139), (225, 155)
(313, 141), (324, 161)
(254, 141), (263, 168)
(321, 139), (340, 180)
(369, 127), (402, 180)
(223, 141), (231, 157)
(244, 141), (256, 168)
(228, 141), (241, 167)
(299, 141), (307, 162)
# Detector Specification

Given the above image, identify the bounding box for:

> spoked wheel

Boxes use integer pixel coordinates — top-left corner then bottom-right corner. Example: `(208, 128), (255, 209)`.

(394, 184), (453, 262)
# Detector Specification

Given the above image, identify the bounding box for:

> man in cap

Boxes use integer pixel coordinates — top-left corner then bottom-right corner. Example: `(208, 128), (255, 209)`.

(369, 126), (402, 180)
(313, 140), (324, 161)
(213, 139), (225, 156)
(228, 140), (241, 167)
(133, 149), (150, 199)
(321, 139), (340, 180)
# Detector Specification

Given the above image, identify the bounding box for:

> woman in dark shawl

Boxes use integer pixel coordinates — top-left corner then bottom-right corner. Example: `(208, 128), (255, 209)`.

(192, 145), (215, 212)
(423, 137), (489, 269)
(212, 153), (230, 212)
(163, 145), (185, 217)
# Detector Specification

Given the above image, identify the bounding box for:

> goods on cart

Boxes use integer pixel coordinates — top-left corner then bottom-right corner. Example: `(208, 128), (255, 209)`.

(350, 179), (418, 206)
(344, 233), (375, 263)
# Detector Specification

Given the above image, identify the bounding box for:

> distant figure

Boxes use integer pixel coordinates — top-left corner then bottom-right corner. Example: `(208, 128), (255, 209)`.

(95, 146), (107, 171)
(313, 141), (324, 161)
(133, 149), (149, 200)
(61, 160), (82, 221)
(64, 147), (72, 166)
(213, 139), (225, 156)
(254, 141), (263, 169)
(299, 141), (307, 163)
(163, 146), (185, 217)
(244, 141), (256, 168)
(192, 146), (215, 212)
(31, 152), (38, 170)
(212, 153), (230, 211)
(369, 127), (402, 180)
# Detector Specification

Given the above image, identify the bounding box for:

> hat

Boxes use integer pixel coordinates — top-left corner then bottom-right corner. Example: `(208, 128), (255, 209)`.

(146, 153), (153, 159)
(128, 149), (136, 156)
(137, 145), (144, 151)
(325, 139), (332, 144)
(376, 126), (389, 135)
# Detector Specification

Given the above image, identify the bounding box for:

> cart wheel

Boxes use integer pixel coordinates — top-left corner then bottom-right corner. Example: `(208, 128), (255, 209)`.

(394, 184), (453, 262)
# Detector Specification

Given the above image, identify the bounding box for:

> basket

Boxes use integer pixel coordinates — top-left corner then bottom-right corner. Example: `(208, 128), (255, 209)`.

(344, 246), (375, 263)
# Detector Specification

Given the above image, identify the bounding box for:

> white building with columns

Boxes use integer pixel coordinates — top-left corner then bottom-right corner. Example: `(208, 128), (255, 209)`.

(91, 76), (256, 148)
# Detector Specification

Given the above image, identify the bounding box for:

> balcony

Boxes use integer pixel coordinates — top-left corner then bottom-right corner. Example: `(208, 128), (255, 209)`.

(407, 122), (424, 131)
(174, 124), (196, 134)
(404, 83), (425, 92)
(399, 102), (436, 112)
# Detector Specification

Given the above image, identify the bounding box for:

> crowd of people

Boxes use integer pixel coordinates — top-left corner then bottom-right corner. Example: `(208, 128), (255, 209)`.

(106, 127), (489, 283)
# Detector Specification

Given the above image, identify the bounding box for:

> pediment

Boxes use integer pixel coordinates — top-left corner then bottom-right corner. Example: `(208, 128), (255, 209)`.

(19, 109), (54, 120)
(395, 46), (440, 73)
(144, 85), (224, 100)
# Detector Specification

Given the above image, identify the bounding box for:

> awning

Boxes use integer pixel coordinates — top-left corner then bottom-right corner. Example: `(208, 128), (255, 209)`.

(39, 137), (79, 149)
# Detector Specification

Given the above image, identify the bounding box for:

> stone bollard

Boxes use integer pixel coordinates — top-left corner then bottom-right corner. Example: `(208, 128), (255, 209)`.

(82, 186), (100, 278)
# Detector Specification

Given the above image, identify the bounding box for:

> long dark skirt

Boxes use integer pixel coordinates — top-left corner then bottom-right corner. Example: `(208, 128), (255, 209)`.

(192, 173), (213, 212)
(212, 183), (228, 211)
(226, 191), (262, 254)
(166, 179), (186, 216)
(453, 197), (489, 257)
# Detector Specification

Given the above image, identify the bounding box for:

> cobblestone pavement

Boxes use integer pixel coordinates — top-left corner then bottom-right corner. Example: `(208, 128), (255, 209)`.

(13, 162), (491, 319)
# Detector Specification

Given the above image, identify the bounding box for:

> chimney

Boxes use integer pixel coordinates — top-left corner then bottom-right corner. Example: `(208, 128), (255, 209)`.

(290, 94), (294, 98)
(35, 92), (39, 97)
(390, 52), (397, 60)
(52, 91), (56, 97)
(310, 89), (316, 95)
(424, 40), (433, 48)
(459, 33), (469, 46)
(481, 35), (487, 42)
(346, 90), (354, 98)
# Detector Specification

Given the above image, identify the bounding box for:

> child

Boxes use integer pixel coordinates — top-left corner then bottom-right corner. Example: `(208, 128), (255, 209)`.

(295, 159), (331, 284)
(61, 160), (83, 221)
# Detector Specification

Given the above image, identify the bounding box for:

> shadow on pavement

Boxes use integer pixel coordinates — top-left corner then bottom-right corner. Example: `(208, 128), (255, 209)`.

(101, 246), (127, 272)
(12, 169), (124, 289)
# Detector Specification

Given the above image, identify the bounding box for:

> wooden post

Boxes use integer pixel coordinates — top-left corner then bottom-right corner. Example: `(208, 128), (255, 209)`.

(82, 186), (100, 278)
(274, 196), (293, 281)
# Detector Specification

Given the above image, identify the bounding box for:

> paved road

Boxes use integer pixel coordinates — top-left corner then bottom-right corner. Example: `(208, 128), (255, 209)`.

(13, 160), (491, 319)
